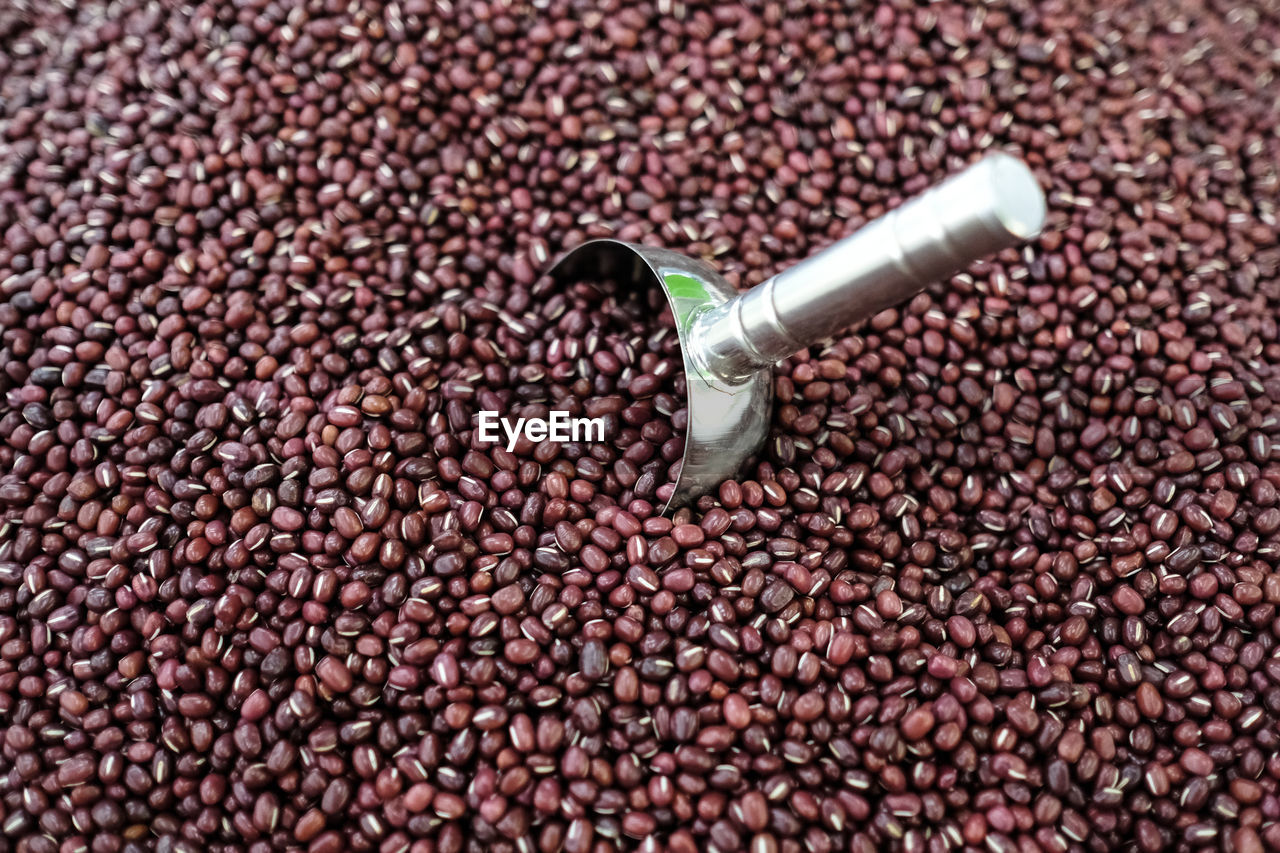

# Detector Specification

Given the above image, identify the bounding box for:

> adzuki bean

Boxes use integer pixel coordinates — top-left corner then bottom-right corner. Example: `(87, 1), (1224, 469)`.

(2, 0), (1280, 852)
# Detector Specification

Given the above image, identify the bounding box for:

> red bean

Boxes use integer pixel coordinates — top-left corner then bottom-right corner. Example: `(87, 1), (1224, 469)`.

(3, 2), (1278, 850)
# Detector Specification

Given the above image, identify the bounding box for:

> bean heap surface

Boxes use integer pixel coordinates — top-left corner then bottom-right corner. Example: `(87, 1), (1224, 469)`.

(2, 1), (1280, 852)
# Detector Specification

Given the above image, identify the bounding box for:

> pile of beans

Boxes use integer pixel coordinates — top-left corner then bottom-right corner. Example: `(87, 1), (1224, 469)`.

(3, 0), (1280, 851)
(434, 274), (688, 511)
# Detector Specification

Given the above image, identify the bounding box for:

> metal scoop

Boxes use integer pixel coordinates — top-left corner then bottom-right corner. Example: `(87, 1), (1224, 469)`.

(547, 152), (1047, 510)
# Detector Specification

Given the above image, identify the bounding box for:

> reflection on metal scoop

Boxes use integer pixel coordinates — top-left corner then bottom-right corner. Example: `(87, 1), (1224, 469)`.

(547, 152), (1047, 512)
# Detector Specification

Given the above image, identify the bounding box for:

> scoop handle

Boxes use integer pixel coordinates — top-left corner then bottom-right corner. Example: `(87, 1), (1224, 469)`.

(689, 152), (1047, 383)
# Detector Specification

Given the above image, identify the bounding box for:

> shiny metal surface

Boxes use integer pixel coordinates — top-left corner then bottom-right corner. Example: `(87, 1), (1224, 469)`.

(544, 153), (1046, 512)
(546, 239), (772, 511)
(691, 153), (1047, 383)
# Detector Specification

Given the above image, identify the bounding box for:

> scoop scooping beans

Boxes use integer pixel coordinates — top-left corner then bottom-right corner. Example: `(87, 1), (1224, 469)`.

(548, 152), (1047, 509)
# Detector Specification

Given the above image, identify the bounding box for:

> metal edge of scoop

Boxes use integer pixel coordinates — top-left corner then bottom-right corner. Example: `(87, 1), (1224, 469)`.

(546, 239), (772, 512)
